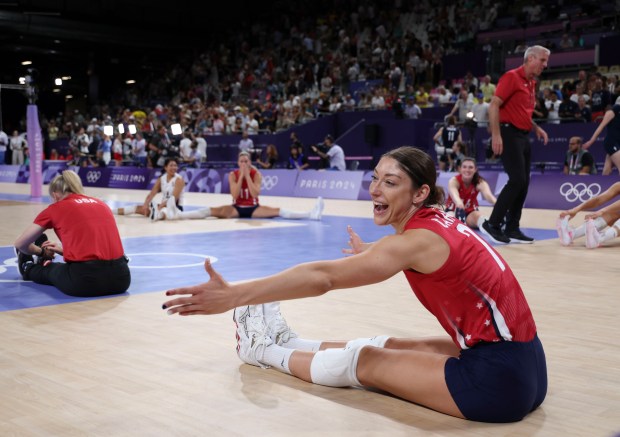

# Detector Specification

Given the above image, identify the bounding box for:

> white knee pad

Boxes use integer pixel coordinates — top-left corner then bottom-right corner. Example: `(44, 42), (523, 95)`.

(345, 335), (390, 350)
(310, 346), (363, 387)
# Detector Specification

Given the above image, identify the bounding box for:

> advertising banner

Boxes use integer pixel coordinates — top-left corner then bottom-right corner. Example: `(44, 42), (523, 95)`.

(259, 169), (298, 197)
(525, 175), (619, 210)
(294, 170), (364, 199)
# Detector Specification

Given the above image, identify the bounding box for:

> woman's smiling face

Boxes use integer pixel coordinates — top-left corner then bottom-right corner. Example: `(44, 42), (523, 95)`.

(369, 157), (417, 229)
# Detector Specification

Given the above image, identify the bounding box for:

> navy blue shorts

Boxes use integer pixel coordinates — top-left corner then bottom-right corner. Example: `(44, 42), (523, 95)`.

(234, 205), (259, 218)
(445, 334), (547, 423)
(603, 140), (620, 156)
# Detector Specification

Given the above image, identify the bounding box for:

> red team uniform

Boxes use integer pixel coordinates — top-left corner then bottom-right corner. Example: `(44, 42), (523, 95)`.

(404, 207), (536, 348)
(403, 207), (545, 422)
(232, 168), (259, 207)
(444, 174), (481, 218)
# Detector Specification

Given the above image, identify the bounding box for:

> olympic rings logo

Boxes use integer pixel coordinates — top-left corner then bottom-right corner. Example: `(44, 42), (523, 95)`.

(86, 171), (102, 183)
(559, 182), (602, 203)
(261, 175), (279, 190)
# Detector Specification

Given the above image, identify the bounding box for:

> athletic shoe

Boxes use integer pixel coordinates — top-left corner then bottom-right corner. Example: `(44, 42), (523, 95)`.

(556, 217), (573, 246)
(480, 220), (510, 244)
(585, 219), (601, 249)
(504, 229), (534, 244)
(265, 309), (298, 346)
(309, 197), (324, 221)
(14, 247), (34, 278)
(233, 305), (272, 368)
(149, 201), (157, 221)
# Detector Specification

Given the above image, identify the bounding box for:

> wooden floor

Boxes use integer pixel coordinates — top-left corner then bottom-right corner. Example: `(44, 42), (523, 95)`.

(0, 181), (619, 436)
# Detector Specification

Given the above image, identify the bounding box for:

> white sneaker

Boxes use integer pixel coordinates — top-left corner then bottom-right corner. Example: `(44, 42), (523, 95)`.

(585, 219), (601, 249)
(265, 310), (298, 346)
(309, 197), (324, 220)
(233, 305), (272, 368)
(149, 201), (159, 222)
(556, 217), (573, 246)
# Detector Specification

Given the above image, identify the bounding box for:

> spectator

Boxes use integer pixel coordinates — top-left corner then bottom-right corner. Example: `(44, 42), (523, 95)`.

(287, 143), (309, 170)
(575, 95), (592, 123)
(471, 94), (490, 127)
(131, 132), (148, 167)
(311, 134), (346, 171)
(545, 91), (561, 124)
(590, 78), (612, 122)
(479, 75), (496, 103)
(403, 96), (422, 119)
(563, 136), (596, 175)
(147, 124), (172, 168)
(558, 93), (579, 123)
(9, 130), (27, 165)
(447, 88), (473, 123)
(238, 130), (254, 153)
(256, 144), (279, 169)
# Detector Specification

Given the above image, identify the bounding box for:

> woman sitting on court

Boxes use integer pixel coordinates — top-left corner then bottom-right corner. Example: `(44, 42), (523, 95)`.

(112, 157), (184, 221)
(557, 181), (620, 249)
(163, 146), (547, 423)
(166, 151), (323, 220)
(14, 170), (130, 297)
(444, 157), (497, 230)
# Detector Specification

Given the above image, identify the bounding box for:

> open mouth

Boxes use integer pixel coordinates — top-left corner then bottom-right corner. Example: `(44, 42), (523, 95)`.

(374, 202), (388, 213)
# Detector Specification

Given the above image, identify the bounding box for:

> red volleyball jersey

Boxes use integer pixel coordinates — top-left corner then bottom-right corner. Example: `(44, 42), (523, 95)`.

(403, 207), (537, 349)
(232, 168), (259, 206)
(445, 174), (480, 215)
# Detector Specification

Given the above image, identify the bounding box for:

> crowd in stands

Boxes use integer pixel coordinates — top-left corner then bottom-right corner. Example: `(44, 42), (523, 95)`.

(3, 0), (620, 169)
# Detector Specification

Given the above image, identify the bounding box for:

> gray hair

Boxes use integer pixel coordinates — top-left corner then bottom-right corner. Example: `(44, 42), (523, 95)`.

(524, 45), (550, 62)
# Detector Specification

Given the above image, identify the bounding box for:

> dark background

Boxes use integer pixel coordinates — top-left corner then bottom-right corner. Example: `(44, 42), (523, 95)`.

(0, 0), (302, 129)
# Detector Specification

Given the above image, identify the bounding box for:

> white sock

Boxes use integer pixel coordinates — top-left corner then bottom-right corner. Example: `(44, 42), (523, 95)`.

(117, 205), (137, 215)
(261, 343), (294, 374)
(345, 335), (390, 349)
(177, 207), (211, 219)
(279, 208), (310, 219)
(282, 338), (322, 352)
(476, 215), (487, 230)
(262, 301), (322, 351)
(576, 216), (607, 239)
(600, 226), (618, 243)
(310, 346), (363, 387)
(573, 223), (586, 239)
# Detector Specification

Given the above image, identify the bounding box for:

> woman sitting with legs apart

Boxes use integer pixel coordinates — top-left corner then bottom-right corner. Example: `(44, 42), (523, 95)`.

(14, 170), (130, 297)
(163, 146), (547, 423)
(166, 151), (323, 221)
(112, 157), (184, 221)
(444, 157), (497, 229)
(557, 181), (620, 249)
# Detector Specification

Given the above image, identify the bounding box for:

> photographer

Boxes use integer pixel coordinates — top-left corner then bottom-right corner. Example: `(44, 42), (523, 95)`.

(311, 134), (346, 171)
(69, 126), (91, 166)
(147, 124), (174, 168)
